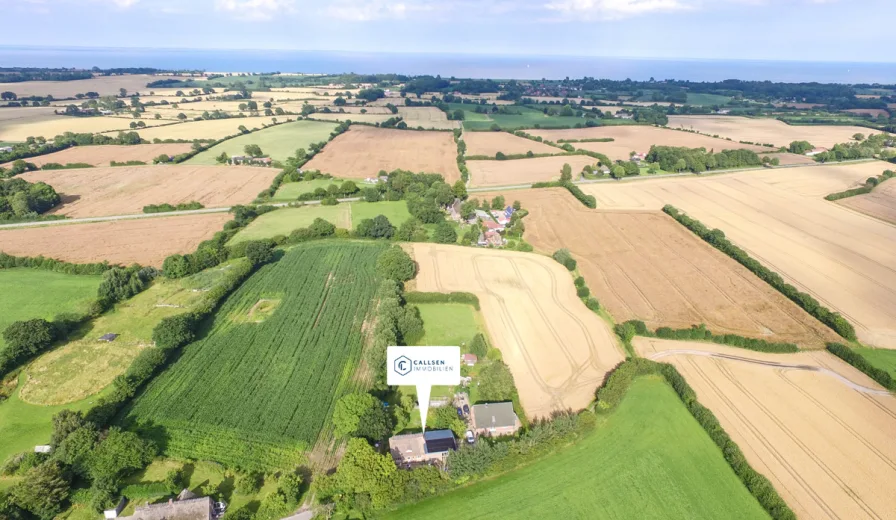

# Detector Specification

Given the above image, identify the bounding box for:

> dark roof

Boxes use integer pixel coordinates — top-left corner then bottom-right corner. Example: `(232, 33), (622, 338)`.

(423, 430), (457, 454)
(99, 333), (119, 341)
(472, 402), (517, 429)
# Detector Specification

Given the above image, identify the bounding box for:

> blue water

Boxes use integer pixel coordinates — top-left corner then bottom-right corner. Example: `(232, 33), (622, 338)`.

(2, 46), (894, 84)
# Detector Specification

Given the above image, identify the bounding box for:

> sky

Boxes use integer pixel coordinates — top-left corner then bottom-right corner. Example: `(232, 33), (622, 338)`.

(0, 0), (893, 62)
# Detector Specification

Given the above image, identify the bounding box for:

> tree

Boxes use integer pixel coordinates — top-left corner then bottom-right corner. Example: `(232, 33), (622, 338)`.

(119, 88), (127, 97)
(151, 313), (195, 350)
(363, 187), (381, 202)
(235, 471), (262, 495)
(238, 125), (249, 134)
(9, 462), (70, 520)
(560, 163), (572, 182)
(3, 319), (55, 358)
(247, 101), (258, 111)
(495, 151), (506, 160)
(853, 133), (865, 141)
(176, 113), (187, 120)
(244, 144), (263, 157)
(244, 240), (275, 266)
(432, 222), (457, 244)
(477, 361), (517, 402)
(333, 392), (392, 440)
(88, 427), (156, 483)
(50, 410), (90, 447)
(376, 246), (416, 281)
(469, 333), (489, 358)
(325, 438), (398, 509)
(308, 217), (336, 237)
(334, 97), (346, 106)
(491, 195), (505, 210)
(55, 425), (99, 476)
(358, 215), (394, 239)
(1, 91), (16, 101)
(452, 109), (464, 121)
(451, 180), (467, 199)
(674, 158), (687, 172)
(339, 180), (359, 195)
(216, 151), (229, 164)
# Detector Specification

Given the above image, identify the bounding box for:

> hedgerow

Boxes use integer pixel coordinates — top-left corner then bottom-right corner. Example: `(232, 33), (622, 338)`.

(824, 169), (893, 201)
(826, 342), (896, 390)
(403, 291), (480, 310)
(614, 319), (799, 353)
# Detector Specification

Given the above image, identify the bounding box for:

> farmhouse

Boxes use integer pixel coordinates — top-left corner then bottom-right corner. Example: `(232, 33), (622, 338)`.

(120, 495), (214, 520)
(483, 220), (505, 232)
(484, 230), (505, 247)
(470, 402), (521, 437)
(389, 430), (457, 467)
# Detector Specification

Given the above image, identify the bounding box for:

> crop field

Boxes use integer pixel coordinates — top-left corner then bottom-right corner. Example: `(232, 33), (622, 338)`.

(495, 188), (836, 348)
(528, 125), (769, 161)
(467, 155), (597, 187)
(186, 120), (336, 164)
(303, 125), (461, 183)
(0, 74), (158, 98)
(125, 241), (384, 470)
(411, 243), (624, 418)
(581, 161), (896, 348)
(308, 113), (393, 124)
(463, 131), (560, 157)
(396, 107), (460, 130)
(637, 337), (896, 519)
(836, 179), (896, 225)
(461, 106), (584, 131)
(21, 165), (277, 217)
(0, 106), (58, 123)
(0, 115), (170, 142)
(105, 117), (280, 140)
(760, 152), (816, 166)
(1, 144), (193, 168)
(853, 347), (896, 378)
(414, 303), (486, 347)
(384, 377), (768, 520)
(0, 213), (231, 267)
(19, 264), (238, 406)
(843, 108), (890, 118)
(666, 115), (872, 148)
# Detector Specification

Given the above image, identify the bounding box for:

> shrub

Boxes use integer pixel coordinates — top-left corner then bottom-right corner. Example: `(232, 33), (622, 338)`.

(826, 343), (895, 390)
(552, 249), (576, 271)
(585, 297), (600, 312)
(151, 314), (196, 351)
(403, 292), (479, 309)
(376, 246), (415, 281)
(244, 239), (275, 266)
(576, 285), (590, 298)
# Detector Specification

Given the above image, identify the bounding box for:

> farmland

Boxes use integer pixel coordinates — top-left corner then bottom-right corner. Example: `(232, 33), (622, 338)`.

(125, 241), (385, 470)
(20, 165), (277, 217)
(309, 113), (393, 125)
(458, 105), (584, 131)
(581, 161), (896, 348)
(463, 131), (560, 157)
(1, 143), (193, 168)
(467, 155), (597, 187)
(527, 125), (769, 161)
(303, 125), (461, 183)
(853, 347), (896, 378)
(272, 178), (347, 201)
(0, 213), (231, 267)
(666, 115), (873, 148)
(0, 115), (169, 142)
(411, 243), (624, 418)
(836, 179), (896, 225)
(396, 107), (460, 130)
(0, 74), (159, 98)
(186, 120), (337, 164)
(105, 116), (280, 140)
(637, 337), (896, 519)
(495, 188), (836, 348)
(383, 378), (768, 520)
(414, 303), (486, 348)
(759, 152), (815, 166)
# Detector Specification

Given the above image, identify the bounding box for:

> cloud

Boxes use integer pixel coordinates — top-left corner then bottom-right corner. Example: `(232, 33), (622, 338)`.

(544, 0), (691, 19)
(320, 0), (436, 21)
(215, 0), (296, 20)
(111, 0), (139, 7)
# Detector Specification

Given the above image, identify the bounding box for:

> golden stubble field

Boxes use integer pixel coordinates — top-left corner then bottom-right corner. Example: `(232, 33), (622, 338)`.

(528, 125), (769, 161)
(482, 188), (836, 348)
(463, 131), (560, 157)
(636, 337), (896, 520)
(101, 116), (280, 140)
(467, 155), (596, 187)
(0, 74), (159, 98)
(580, 161), (896, 348)
(20, 165), (277, 217)
(303, 125), (461, 183)
(1, 144), (193, 168)
(411, 243), (624, 418)
(836, 179), (896, 225)
(667, 115), (872, 148)
(0, 115), (169, 142)
(0, 213), (230, 267)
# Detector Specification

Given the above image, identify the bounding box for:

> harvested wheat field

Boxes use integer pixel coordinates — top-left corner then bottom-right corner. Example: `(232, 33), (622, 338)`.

(0, 116), (169, 142)
(667, 115), (872, 148)
(303, 125), (461, 183)
(488, 188), (836, 348)
(0, 213), (229, 267)
(463, 131), (560, 157)
(411, 243), (624, 418)
(636, 337), (896, 520)
(760, 152), (816, 166)
(0, 74), (157, 99)
(836, 179), (896, 225)
(528, 125), (768, 161)
(103, 117), (279, 140)
(580, 161), (896, 348)
(308, 113), (393, 124)
(21, 165), (277, 217)
(0, 106), (58, 123)
(467, 155), (596, 187)
(1, 144), (193, 168)
(396, 107), (460, 130)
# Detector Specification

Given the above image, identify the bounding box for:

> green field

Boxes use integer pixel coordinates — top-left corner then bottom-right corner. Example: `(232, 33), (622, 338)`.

(383, 378), (768, 520)
(125, 241), (385, 470)
(854, 347), (896, 378)
(272, 178), (349, 201)
(0, 269), (101, 350)
(186, 120), (337, 164)
(413, 303), (485, 348)
(686, 93), (732, 106)
(229, 202), (411, 244)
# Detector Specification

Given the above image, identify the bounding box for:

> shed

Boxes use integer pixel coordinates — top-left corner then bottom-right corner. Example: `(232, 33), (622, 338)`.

(99, 333), (119, 342)
(104, 498), (127, 519)
(461, 353), (478, 366)
(34, 445), (52, 454)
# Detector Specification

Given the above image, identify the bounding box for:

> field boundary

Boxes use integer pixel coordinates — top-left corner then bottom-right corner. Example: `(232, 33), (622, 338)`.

(825, 342), (896, 391)
(824, 169), (894, 201)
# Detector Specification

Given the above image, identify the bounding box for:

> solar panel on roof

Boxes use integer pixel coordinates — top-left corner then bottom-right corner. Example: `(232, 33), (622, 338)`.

(424, 437), (457, 454)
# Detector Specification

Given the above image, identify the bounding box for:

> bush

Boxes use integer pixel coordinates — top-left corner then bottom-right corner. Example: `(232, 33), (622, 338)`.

(403, 292), (479, 309)
(551, 249), (576, 271)
(151, 314), (196, 351)
(376, 246), (415, 281)
(826, 343), (895, 390)
(576, 285), (590, 298)
(585, 297), (601, 312)
(244, 239), (275, 266)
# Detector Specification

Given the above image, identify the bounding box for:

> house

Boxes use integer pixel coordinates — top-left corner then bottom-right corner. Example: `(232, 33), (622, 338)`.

(34, 445), (52, 454)
(615, 113), (634, 120)
(484, 230), (505, 247)
(805, 147), (829, 157)
(119, 494), (214, 520)
(461, 353), (478, 366)
(483, 220), (505, 232)
(470, 402), (521, 437)
(99, 333), (119, 342)
(598, 165), (611, 175)
(389, 430), (457, 466)
(630, 152), (647, 163)
(474, 209), (493, 221)
(104, 498), (127, 519)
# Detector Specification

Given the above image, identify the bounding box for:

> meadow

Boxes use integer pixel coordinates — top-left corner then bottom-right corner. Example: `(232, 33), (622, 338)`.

(125, 241), (385, 470)
(383, 378), (769, 520)
(271, 178), (347, 201)
(187, 120), (337, 164)
(853, 347), (896, 378)
(413, 303), (486, 348)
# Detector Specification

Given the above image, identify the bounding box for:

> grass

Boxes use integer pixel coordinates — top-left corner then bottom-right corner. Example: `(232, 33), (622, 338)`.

(350, 201), (411, 227)
(686, 93), (732, 106)
(125, 242), (385, 470)
(186, 120), (337, 164)
(271, 178), (348, 201)
(413, 303), (485, 348)
(0, 269), (101, 351)
(853, 347), (896, 379)
(382, 378), (769, 520)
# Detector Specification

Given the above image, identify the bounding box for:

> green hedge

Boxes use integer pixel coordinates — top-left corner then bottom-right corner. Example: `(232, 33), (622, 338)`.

(663, 205), (856, 340)
(826, 343), (895, 391)
(0, 252), (113, 275)
(596, 359), (796, 520)
(615, 320), (799, 353)
(404, 292), (480, 310)
(531, 181), (596, 208)
(824, 170), (893, 201)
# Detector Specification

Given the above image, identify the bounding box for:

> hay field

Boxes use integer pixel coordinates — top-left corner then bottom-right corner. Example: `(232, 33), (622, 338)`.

(463, 132), (560, 157)
(836, 179), (896, 225)
(468, 155), (596, 187)
(492, 188), (836, 348)
(0, 74), (156, 98)
(0, 106), (58, 123)
(1, 144), (192, 168)
(636, 337), (896, 520)
(303, 125), (461, 183)
(0, 116), (169, 141)
(761, 152), (815, 165)
(396, 107), (460, 130)
(104, 117), (279, 140)
(580, 161), (896, 348)
(667, 115), (872, 148)
(411, 243), (624, 418)
(0, 213), (230, 267)
(528, 125), (768, 161)
(187, 120), (336, 164)
(20, 165), (277, 217)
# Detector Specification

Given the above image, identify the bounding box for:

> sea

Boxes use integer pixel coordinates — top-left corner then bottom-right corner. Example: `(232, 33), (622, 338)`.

(1, 46), (895, 84)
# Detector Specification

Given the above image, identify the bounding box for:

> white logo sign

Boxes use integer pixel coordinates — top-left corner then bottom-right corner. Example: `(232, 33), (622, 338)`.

(388, 346), (460, 431)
